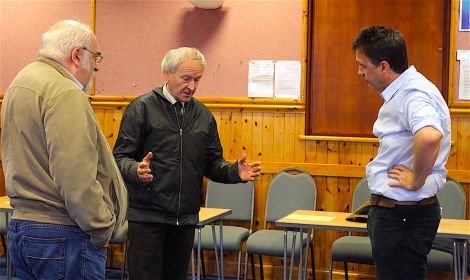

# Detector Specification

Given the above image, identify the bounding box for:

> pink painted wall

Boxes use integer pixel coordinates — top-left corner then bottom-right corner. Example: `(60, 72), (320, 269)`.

(94, 0), (302, 97)
(1, 0), (303, 97)
(0, 0), (91, 91)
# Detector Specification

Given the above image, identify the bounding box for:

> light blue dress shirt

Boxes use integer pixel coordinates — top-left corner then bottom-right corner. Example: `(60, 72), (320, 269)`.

(366, 66), (451, 201)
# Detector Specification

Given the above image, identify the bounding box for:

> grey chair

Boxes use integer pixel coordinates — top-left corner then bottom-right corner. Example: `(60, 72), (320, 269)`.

(328, 177), (372, 280)
(427, 177), (466, 277)
(244, 168), (317, 280)
(193, 180), (255, 280)
(108, 220), (129, 280)
(328, 177), (467, 280)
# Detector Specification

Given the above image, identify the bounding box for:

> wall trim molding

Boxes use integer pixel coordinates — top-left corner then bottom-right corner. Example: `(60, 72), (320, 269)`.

(255, 161), (469, 183)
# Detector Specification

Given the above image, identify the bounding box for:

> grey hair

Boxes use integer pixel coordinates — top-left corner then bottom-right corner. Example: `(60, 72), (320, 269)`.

(161, 47), (206, 74)
(38, 20), (94, 62)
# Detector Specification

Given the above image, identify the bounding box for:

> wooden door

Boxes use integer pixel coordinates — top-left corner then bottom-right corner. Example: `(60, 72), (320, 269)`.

(306, 0), (449, 136)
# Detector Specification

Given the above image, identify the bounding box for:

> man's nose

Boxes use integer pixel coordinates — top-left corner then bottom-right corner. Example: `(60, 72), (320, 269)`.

(187, 80), (196, 90)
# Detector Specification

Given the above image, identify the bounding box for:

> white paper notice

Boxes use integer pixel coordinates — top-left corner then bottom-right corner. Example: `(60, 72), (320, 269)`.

(457, 50), (470, 100)
(274, 60), (301, 99)
(248, 60), (275, 98)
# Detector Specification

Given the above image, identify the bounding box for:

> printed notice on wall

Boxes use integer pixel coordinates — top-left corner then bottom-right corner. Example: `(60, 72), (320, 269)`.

(457, 50), (470, 100)
(248, 60), (301, 99)
(248, 60), (275, 98)
(274, 60), (301, 99)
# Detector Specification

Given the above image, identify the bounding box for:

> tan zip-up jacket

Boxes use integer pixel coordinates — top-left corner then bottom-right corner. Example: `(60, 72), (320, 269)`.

(1, 57), (127, 247)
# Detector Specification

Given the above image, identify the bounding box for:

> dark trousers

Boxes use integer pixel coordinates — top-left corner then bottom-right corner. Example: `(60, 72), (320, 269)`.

(367, 202), (441, 280)
(127, 221), (196, 280)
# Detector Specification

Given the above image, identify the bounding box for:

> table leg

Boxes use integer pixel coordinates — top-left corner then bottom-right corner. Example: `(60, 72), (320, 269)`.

(211, 224), (220, 280)
(289, 229), (297, 280)
(284, 229), (287, 280)
(197, 226), (201, 280)
(303, 228), (312, 280)
(297, 228), (303, 280)
(219, 220), (224, 280)
(461, 241), (467, 280)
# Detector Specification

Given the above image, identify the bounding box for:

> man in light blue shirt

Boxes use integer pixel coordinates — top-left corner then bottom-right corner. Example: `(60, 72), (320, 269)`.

(353, 26), (451, 280)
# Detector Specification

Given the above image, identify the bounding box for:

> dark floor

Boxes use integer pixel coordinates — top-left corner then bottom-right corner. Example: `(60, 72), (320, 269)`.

(0, 260), (234, 280)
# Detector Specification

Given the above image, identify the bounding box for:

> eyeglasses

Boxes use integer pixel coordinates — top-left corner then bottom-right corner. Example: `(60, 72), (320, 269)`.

(81, 47), (103, 64)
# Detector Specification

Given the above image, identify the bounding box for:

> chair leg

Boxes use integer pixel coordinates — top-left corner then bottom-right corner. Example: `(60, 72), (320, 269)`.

(237, 250), (242, 280)
(121, 241), (128, 280)
(201, 250), (206, 280)
(251, 254), (256, 280)
(244, 251), (249, 280)
(310, 243), (315, 280)
(259, 255), (264, 280)
(344, 262), (349, 280)
(328, 258), (334, 280)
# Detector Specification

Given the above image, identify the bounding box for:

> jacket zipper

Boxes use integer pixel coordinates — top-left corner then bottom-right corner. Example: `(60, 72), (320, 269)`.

(175, 106), (184, 225)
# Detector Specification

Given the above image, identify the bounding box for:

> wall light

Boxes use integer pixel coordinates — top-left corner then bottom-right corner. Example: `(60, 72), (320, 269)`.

(189, 0), (225, 9)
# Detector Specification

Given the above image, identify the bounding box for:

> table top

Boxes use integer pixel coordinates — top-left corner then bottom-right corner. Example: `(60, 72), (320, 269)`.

(276, 210), (470, 240)
(0, 196), (232, 222)
(0, 196), (12, 212)
(198, 207), (232, 226)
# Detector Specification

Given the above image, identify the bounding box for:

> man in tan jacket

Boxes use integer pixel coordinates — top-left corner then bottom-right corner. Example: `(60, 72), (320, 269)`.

(1, 19), (127, 279)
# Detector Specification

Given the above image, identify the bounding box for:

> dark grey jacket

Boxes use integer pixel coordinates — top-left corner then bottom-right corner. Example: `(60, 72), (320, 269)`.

(113, 87), (241, 225)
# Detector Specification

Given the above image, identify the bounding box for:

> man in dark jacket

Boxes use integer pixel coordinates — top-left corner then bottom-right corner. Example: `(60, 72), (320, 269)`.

(113, 47), (261, 280)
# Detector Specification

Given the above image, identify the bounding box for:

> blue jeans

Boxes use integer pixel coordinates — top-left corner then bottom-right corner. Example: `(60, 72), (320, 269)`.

(8, 219), (107, 280)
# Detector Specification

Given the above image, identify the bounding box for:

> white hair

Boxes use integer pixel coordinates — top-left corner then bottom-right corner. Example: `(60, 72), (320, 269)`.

(38, 20), (94, 62)
(161, 47), (206, 74)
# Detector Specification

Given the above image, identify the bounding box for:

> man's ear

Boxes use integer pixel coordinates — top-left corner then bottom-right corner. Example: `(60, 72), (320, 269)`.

(379, 60), (390, 71)
(71, 48), (81, 66)
(163, 71), (170, 80)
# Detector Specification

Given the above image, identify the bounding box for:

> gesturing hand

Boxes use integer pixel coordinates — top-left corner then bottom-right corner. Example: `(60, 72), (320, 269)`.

(137, 152), (153, 183)
(237, 154), (261, 181)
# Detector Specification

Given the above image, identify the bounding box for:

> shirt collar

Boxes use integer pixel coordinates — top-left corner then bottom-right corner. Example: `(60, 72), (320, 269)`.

(380, 65), (416, 102)
(163, 83), (181, 106)
(60, 65), (86, 91)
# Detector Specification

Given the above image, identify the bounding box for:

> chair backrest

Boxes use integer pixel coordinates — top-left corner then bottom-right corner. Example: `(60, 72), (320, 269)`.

(205, 180), (255, 228)
(264, 168), (317, 225)
(437, 178), (466, 219)
(351, 177), (371, 211)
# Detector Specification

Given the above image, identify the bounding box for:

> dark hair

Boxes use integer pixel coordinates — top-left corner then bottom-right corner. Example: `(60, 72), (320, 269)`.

(352, 26), (408, 74)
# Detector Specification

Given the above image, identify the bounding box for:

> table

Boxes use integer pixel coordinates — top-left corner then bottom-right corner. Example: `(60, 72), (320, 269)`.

(0, 198), (233, 280)
(0, 196), (13, 280)
(276, 210), (470, 280)
(192, 207), (232, 280)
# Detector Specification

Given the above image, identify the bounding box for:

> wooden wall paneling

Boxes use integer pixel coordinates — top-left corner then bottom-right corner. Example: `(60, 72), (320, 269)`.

(229, 112), (243, 160)
(112, 107), (124, 148)
(212, 111), (221, 128)
(304, 139), (317, 163)
(325, 141), (341, 271)
(218, 111), (233, 159)
(284, 113), (297, 162)
(261, 112), (274, 162)
(252, 112), (263, 162)
(103, 109), (115, 146)
(338, 142), (352, 213)
(273, 113), (285, 162)
(241, 111), (253, 159)
(456, 117), (470, 170)
(295, 113), (307, 163)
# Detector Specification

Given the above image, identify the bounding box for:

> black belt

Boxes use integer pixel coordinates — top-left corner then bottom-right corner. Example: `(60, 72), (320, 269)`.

(370, 194), (438, 208)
